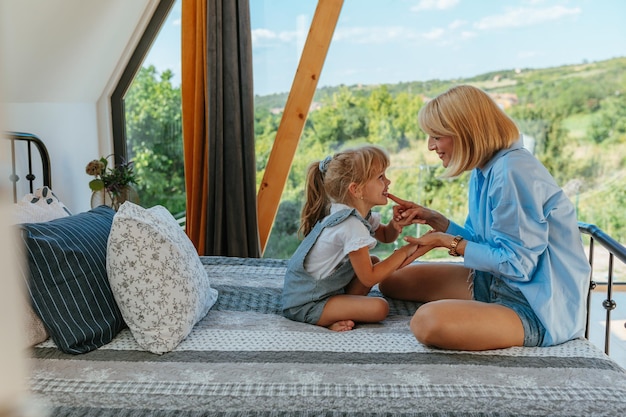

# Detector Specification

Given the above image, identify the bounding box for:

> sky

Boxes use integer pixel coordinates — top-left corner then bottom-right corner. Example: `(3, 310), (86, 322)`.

(146, 0), (626, 96)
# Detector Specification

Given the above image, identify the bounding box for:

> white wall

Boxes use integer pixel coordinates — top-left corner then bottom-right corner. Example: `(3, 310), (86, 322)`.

(0, 0), (158, 213)
(4, 103), (101, 213)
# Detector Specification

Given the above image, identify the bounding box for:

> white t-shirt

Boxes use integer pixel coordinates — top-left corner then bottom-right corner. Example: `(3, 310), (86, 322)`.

(304, 203), (381, 279)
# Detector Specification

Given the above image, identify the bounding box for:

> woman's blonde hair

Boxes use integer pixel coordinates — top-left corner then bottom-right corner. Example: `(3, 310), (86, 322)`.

(299, 145), (390, 237)
(418, 84), (520, 177)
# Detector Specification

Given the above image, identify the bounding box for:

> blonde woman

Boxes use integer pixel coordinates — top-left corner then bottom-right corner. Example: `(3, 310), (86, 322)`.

(282, 145), (420, 332)
(380, 85), (590, 350)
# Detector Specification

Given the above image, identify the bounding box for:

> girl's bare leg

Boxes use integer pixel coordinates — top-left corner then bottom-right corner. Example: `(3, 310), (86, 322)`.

(379, 262), (472, 302)
(411, 300), (524, 350)
(317, 294), (389, 331)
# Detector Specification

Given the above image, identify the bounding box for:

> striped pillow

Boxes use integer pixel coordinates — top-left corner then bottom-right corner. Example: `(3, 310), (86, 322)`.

(19, 205), (125, 354)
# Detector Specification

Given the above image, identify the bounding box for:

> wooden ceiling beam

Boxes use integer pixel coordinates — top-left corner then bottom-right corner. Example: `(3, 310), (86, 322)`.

(256, 0), (344, 254)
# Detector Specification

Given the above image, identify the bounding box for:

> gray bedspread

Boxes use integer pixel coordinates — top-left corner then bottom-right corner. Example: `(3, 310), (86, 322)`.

(28, 256), (626, 416)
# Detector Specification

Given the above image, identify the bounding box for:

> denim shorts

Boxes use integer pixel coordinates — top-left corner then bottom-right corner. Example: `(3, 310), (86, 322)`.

(283, 298), (329, 325)
(472, 270), (546, 347)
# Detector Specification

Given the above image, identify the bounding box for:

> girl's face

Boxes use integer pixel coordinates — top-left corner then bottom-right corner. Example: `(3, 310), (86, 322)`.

(427, 135), (454, 167)
(361, 167), (391, 207)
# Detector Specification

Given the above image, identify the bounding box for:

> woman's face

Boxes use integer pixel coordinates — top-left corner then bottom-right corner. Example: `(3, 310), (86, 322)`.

(427, 135), (454, 167)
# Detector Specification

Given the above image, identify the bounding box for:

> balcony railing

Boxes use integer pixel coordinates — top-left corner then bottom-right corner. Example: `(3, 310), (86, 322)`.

(579, 222), (626, 355)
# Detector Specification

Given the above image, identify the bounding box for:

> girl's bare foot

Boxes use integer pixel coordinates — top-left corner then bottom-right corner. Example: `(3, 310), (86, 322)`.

(328, 320), (355, 332)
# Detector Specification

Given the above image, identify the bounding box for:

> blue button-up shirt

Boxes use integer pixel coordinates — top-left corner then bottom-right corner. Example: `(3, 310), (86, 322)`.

(446, 138), (590, 346)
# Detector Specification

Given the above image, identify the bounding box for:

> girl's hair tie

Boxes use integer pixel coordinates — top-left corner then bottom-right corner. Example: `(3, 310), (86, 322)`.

(319, 156), (332, 174)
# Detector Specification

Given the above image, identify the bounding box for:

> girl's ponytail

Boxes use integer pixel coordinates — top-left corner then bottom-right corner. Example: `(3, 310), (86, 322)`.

(299, 161), (329, 237)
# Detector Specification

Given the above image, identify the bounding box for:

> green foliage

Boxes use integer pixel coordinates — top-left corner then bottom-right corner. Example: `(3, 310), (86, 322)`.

(589, 92), (626, 144)
(124, 65), (185, 214)
(125, 57), (626, 259)
(257, 57), (626, 258)
(262, 200), (302, 259)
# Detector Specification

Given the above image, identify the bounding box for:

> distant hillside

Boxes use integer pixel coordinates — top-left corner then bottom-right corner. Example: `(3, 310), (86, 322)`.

(254, 56), (626, 111)
(255, 56), (626, 258)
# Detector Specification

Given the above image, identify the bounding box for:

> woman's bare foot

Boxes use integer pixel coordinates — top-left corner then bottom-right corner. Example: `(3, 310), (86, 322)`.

(327, 320), (355, 332)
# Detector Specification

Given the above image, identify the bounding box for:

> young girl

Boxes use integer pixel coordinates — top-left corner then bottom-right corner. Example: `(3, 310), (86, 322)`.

(282, 145), (422, 332)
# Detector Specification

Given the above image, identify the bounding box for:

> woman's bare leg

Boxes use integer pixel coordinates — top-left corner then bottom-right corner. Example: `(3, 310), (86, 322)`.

(378, 262), (524, 350)
(411, 300), (524, 350)
(379, 262), (472, 302)
(317, 294), (389, 331)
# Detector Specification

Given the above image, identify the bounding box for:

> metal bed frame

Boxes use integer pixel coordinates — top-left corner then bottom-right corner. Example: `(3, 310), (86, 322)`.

(4, 131), (626, 355)
(5, 131), (51, 203)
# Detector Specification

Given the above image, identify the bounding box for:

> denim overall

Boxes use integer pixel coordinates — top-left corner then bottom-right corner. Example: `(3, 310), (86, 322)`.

(282, 208), (373, 324)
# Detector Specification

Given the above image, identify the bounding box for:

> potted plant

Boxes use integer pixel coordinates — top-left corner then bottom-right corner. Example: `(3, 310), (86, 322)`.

(86, 155), (139, 210)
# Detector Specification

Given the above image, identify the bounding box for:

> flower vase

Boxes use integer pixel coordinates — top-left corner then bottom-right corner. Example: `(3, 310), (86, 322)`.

(111, 185), (139, 211)
(91, 189), (113, 209)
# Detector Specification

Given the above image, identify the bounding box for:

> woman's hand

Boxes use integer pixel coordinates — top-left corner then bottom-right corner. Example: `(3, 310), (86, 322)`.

(395, 237), (434, 268)
(404, 231), (450, 251)
(387, 193), (449, 232)
(388, 193), (416, 229)
(387, 193), (422, 224)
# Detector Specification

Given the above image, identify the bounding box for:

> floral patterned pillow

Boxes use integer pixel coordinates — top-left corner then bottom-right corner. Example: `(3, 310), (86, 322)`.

(106, 202), (218, 354)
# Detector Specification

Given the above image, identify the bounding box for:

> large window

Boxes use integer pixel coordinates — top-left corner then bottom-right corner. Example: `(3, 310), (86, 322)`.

(250, 0), (626, 259)
(111, 1), (626, 260)
(111, 0), (184, 219)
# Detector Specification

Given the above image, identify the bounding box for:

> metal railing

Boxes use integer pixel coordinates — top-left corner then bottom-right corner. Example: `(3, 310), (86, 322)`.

(578, 222), (626, 355)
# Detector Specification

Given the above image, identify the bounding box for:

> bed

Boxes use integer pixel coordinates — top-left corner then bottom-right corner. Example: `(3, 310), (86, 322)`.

(6, 131), (626, 416)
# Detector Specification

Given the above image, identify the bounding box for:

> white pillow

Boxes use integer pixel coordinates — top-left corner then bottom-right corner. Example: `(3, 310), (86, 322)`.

(12, 186), (70, 347)
(23, 297), (49, 348)
(12, 186), (71, 224)
(106, 202), (218, 354)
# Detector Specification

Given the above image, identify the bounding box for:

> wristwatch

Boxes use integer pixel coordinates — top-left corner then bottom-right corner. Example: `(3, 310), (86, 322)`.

(449, 235), (463, 257)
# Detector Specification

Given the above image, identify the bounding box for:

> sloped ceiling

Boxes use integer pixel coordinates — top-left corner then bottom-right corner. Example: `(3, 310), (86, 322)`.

(0, 0), (154, 103)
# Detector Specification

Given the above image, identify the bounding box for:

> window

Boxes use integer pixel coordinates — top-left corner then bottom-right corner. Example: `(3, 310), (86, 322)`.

(250, 1), (626, 259)
(111, 0), (185, 219)
(111, 1), (626, 259)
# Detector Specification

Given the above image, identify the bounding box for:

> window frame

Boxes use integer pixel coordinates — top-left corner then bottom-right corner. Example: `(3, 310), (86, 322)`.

(110, 0), (176, 165)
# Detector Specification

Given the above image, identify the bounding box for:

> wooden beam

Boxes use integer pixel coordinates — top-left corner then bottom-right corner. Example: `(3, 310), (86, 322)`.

(256, 0), (344, 254)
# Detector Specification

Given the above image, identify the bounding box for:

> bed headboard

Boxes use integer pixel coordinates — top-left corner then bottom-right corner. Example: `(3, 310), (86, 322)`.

(3, 132), (51, 203)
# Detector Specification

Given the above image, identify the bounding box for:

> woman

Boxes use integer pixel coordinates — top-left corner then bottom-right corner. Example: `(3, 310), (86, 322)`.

(380, 85), (590, 351)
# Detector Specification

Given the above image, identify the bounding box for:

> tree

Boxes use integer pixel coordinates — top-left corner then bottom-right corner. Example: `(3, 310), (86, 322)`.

(589, 92), (626, 144)
(124, 65), (185, 214)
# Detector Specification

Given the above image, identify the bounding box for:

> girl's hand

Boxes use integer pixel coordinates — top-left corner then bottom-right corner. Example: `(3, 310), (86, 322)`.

(391, 208), (414, 229)
(396, 238), (433, 269)
(385, 193), (419, 233)
(388, 193), (422, 225)
(388, 193), (449, 232)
